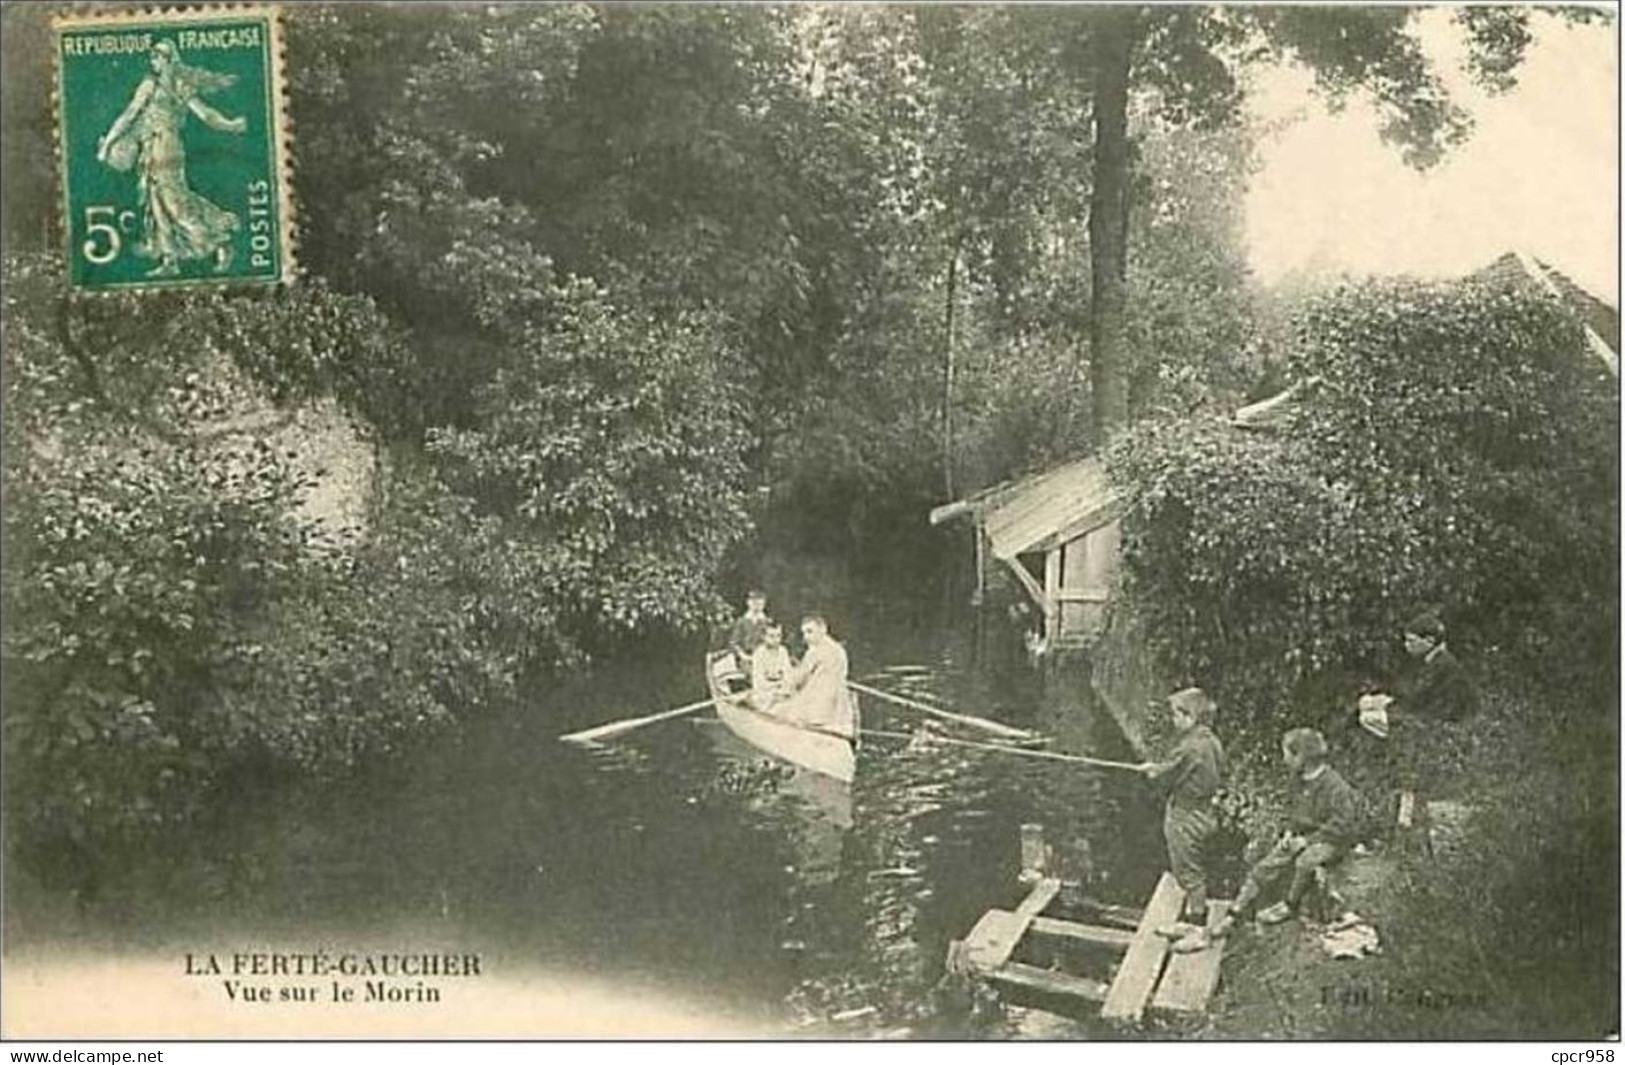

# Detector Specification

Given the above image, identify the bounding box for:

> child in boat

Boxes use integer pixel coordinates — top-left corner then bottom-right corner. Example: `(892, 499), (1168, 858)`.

(1136, 687), (1224, 954)
(1213, 727), (1361, 936)
(749, 623), (795, 710)
(727, 590), (772, 671)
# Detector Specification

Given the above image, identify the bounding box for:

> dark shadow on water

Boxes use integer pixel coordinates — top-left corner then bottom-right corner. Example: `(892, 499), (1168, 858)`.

(6, 592), (1166, 1036)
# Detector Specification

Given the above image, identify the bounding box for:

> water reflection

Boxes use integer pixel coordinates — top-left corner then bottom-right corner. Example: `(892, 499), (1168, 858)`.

(9, 623), (1163, 1037)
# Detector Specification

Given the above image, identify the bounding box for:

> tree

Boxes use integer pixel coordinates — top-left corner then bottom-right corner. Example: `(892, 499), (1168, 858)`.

(1080, 5), (1602, 447)
(1123, 119), (1263, 414)
(760, 6), (1265, 578)
(1, 4), (789, 879)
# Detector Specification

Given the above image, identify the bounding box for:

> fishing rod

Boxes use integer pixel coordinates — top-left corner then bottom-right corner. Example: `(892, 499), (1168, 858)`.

(860, 727), (1141, 771)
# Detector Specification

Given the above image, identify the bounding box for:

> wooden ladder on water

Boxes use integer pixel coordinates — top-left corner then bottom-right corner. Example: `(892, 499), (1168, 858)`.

(949, 870), (1230, 1026)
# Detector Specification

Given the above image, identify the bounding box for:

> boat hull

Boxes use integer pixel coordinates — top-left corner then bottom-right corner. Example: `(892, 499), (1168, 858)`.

(707, 653), (856, 783)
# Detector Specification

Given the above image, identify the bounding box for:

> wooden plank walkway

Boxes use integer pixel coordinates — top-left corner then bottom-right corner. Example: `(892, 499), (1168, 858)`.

(961, 878), (1061, 972)
(1150, 899), (1231, 1018)
(987, 962), (1109, 1004)
(1077, 900), (1145, 931)
(951, 844), (1230, 1025)
(1029, 915), (1135, 952)
(1099, 872), (1186, 1024)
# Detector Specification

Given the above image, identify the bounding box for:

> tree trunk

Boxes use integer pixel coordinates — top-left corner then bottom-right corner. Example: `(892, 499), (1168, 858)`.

(1088, 10), (1134, 449)
(942, 234), (962, 500)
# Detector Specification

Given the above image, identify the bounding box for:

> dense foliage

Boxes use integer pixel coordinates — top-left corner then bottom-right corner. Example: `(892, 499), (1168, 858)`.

(1110, 274), (1618, 1036)
(2, 6), (1611, 977)
(0, 260), (480, 876)
(1110, 275), (1618, 735)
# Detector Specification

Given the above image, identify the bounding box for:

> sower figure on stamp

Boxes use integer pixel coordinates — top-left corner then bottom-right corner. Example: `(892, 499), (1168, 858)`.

(1214, 727), (1361, 935)
(1136, 686), (1225, 954)
(97, 39), (246, 277)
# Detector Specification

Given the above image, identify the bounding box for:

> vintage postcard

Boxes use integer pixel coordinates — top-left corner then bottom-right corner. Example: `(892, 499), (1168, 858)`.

(53, 6), (291, 290)
(1, 0), (1617, 1049)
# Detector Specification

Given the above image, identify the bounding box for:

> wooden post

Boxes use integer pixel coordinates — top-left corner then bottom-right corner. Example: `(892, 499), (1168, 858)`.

(1020, 823), (1049, 883)
(972, 528), (987, 607)
(1044, 548), (1062, 648)
(1006, 557), (1047, 616)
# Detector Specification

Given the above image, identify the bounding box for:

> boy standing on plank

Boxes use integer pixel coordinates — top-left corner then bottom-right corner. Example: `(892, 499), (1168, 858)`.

(1136, 687), (1225, 954)
(1213, 727), (1361, 936)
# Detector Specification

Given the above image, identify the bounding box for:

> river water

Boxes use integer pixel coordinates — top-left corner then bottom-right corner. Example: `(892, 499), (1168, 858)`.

(8, 603), (1163, 1037)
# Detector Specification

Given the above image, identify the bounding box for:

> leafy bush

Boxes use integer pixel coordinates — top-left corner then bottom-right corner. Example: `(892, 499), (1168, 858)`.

(3, 421), (311, 863)
(1289, 277), (1619, 691)
(1, 252), (755, 888)
(424, 282), (754, 652)
(1108, 274), (1618, 746)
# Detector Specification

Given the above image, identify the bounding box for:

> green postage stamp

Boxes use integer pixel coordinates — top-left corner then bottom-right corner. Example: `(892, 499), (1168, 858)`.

(54, 6), (293, 290)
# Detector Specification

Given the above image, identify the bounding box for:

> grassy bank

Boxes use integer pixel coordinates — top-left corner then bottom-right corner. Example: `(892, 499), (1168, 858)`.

(1202, 664), (1618, 1039)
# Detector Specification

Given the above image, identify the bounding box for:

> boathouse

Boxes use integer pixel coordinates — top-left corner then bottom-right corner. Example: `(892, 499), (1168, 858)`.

(929, 455), (1123, 652)
(929, 251), (1618, 662)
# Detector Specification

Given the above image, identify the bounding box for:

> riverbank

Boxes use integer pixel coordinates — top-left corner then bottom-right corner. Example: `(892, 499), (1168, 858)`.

(1197, 666), (1618, 1039)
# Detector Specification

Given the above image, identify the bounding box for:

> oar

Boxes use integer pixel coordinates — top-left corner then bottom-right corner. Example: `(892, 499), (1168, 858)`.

(559, 697), (715, 745)
(861, 727), (1140, 771)
(847, 680), (1037, 741)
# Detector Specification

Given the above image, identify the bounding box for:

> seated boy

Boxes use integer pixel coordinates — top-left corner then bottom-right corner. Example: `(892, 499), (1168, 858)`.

(749, 623), (795, 710)
(1213, 727), (1360, 935)
(1355, 611), (1478, 741)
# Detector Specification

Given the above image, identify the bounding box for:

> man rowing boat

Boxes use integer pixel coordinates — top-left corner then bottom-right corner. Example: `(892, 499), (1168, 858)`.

(778, 615), (858, 740)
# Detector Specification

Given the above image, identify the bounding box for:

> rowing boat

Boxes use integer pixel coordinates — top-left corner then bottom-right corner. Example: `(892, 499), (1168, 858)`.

(705, 651), (856, 783)
(697, 717), (854, 833)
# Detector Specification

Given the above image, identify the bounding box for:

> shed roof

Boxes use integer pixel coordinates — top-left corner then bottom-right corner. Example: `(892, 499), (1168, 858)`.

(930, 455), (1121, 561)
(1478, 250), (1618, 376)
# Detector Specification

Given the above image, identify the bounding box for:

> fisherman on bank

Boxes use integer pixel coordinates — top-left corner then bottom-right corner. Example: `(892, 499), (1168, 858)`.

(1136, 686), (1225, 954)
